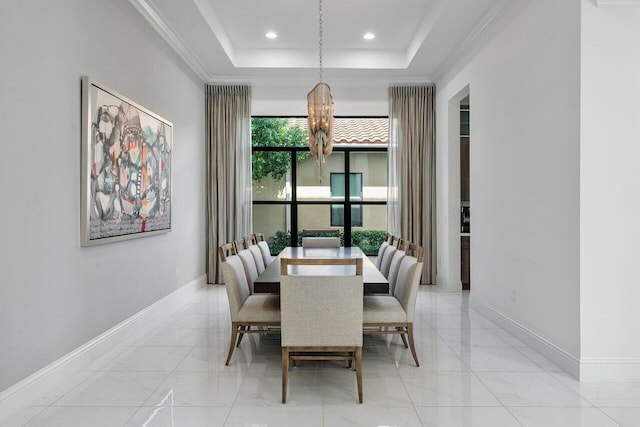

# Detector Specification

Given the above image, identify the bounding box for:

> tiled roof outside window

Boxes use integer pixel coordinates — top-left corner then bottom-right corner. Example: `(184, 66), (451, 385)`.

(288, 117), (388, 145)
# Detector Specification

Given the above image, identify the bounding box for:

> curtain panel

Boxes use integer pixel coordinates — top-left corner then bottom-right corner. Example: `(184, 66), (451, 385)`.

(388, 86), (436, 284)
(206, 85), (252, 284)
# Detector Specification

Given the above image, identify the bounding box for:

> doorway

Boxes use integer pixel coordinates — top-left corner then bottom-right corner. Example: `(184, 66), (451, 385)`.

(460, 96), (470, 290)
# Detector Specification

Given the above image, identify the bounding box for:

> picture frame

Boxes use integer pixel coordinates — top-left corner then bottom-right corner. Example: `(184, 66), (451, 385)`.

(81, 77), (173, 246)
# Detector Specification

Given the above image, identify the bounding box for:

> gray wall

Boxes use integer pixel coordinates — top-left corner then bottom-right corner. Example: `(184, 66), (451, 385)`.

(0, 0), (206, 391)
(579, 0), (640, 379)
(436, 0), (581, 365)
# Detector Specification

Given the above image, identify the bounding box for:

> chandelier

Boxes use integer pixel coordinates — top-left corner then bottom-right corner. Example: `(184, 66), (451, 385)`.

(307, 0), (334, 183)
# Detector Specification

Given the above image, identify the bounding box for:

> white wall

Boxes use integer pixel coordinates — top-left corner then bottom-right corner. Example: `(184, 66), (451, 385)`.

(580, 0), (640, 379)
(436, 0), (582, 373)
(252, 85), (387, 116)
(0, 0), (206, 391)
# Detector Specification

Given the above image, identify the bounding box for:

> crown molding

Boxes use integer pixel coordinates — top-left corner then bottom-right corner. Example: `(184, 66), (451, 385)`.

(128, 0), (210, 82)
(207, 75), (432, 88)
(431, 0), (517, 83)
(595, 0), (640, 6)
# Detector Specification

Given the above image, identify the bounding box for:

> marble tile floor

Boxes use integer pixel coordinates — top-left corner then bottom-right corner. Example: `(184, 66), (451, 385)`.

(3, 286), (640, 426)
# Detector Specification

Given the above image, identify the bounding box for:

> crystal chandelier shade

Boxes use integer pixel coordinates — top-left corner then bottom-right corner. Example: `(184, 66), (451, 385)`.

(307, 0), (334, 182)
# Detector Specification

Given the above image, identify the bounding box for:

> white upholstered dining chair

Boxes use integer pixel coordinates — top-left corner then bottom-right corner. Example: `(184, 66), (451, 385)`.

(363, 243), (424, 367)
(387, 240), (407, 294)
(280, 257), (364, 403)
(248, 241), (266, 274)
(237, 248), (259, 293)
(219, 246), (280, 365)
(375, 239), (390, 269)
(378, 242), (399, 278)
(301, 236), (341, 248)
(254, 232), (274, 266)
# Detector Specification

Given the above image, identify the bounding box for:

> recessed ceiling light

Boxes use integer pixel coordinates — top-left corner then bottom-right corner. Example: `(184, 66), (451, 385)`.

(363, 32), (375, 40)
(265, 31), (278, 39)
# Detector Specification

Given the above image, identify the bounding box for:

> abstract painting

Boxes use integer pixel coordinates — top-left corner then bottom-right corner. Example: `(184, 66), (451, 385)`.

(81, 77), (172, 246)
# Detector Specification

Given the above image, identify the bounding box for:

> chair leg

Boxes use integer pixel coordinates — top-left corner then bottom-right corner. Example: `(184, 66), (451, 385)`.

(398, 326), (409, 348)
(225, 322), (239, 366)
(282, 347), (289, 404)
(236, 325), (249, 348)
(356, 347), (363, 404)
(407, 323), (420, 367)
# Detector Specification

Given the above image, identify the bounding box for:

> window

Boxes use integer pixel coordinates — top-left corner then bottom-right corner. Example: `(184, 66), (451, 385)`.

(330, 173), (362, 227)
(251, 117), (388, 255)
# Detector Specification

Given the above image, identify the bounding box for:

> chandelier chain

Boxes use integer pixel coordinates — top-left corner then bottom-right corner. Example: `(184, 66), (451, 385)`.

(318, 0), (323, 82)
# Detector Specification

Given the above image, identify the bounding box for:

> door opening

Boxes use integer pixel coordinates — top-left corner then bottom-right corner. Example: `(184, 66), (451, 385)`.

(460, 96), (470, 291)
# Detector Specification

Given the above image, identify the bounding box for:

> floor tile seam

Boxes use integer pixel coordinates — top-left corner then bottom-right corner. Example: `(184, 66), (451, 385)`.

(228, 364), (255, 409)
(39, 369), (107, 408)
(472, 369), (595, 406)
(544, 371), (601, 407)
(94, 368), (179, 373)
(321, 402), (415, 408)
(502, 405), (622, 409)
(157, 325), (227, 330)
(467, 368), (548, 373)
(504, 405), (624, 427)
(398, 362), (429, 409)
(399, 403), (508, 408)
(64, 403), (234, 408)
(46, 403), (145, 407)
(127, 343), (203, 347)
(432, 329), (474, 372)
(500, 405), (529, 427)
(126, 343), (197, 413)
(408, 403), (428, 427)
(46, 372), (173, 410)
(467, 367), (512, 410)
(481, 325), (520, 347)
(412, 404), (507, 407)
(320, 404), (427, 426)
(129, 403), (236, 408)
(121, 402), (144, 426)
(507, 344), (558, 372)
(596, 408), (639, 427)
(3, 405), (48, 426)
(128, 344), (205, 349)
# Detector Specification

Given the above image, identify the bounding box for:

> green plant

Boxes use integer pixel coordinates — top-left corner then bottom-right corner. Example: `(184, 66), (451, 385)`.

(269, 230), (291, 255)
(351, 230), (387, 255)
(252, 118), (310, 182)
(267, 229), (387, 256)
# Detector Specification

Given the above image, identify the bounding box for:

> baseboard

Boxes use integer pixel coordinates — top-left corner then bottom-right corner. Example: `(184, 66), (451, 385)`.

(595, 0), (640, 8)
(580, 358), (640, 381)
(0, 275), (206, 421)
(470, 294), (581, 379)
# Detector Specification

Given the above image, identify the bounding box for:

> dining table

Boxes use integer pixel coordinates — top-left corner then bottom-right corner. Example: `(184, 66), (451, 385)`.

(253, 246), (389, 294)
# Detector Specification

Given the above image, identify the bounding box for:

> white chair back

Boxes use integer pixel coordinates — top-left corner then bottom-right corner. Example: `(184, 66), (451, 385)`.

(301, 236), (340, 248)
(393, 256), (423, 322)
(379, 245), (398, 277)
(220, 255), (250, 322)
(375, 241), (389, 269)
(257, 241), (273, 265)
(237, 248), (259, 290)
(387, 248), (407, 294)
(249, 245), (266, 274)
(280, 258), (363, 347)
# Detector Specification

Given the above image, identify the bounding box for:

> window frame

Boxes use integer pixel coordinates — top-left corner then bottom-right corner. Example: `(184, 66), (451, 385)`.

(330, 172), (363, 227)
(251, 116), (387, 248)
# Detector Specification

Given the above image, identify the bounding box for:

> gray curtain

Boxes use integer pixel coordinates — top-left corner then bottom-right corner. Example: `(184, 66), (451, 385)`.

(388, 86), (436, 284)
(206, 85), (252, 284)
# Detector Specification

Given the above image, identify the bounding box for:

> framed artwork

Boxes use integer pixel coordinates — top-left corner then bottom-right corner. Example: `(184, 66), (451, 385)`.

(81, 77), (172, 246)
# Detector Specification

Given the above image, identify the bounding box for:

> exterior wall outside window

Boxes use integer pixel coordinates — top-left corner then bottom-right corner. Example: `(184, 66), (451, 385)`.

(251, 117), (388, 254)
